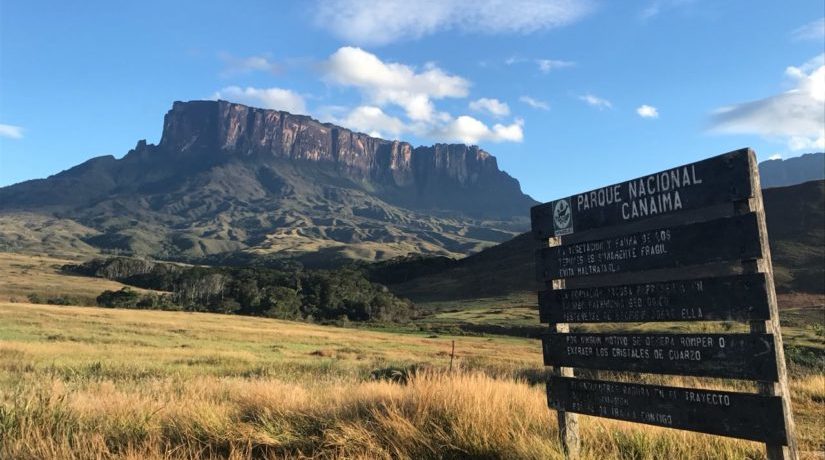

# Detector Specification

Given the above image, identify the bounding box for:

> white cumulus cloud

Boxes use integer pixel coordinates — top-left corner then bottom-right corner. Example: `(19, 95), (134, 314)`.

(324, 46), (468, 122)
(709, 54), (825, 151)
(788, 135), (825, 151)
(336, 106), (408, 139)
(433, 116), (524, 144)
(520, 96), (550, 110)
(469, 98), (510, 117)
(314, 0), (594, 46)
(213, 86), (307, 114)
(791, 18), (825, 41)
(320, 47), (525, 145)
(0, 124), (23, 139)
(767, 153), (783, 161)
(636, 104), (659, 118)
(211, 48), (523, 146)
(579, 93), (612, 110)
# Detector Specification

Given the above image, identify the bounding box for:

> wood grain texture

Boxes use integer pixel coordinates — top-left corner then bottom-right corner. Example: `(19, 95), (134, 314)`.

(541, 332), (778, 380)
(547, 376), (786, 443)
(738, 150), (798, 459)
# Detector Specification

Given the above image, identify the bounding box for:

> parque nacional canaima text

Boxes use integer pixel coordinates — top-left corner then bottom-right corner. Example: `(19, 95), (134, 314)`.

(575, 165), (704, 220)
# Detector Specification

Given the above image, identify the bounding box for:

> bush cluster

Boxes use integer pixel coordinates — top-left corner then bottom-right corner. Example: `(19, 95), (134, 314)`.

(26, 293), (90, 306)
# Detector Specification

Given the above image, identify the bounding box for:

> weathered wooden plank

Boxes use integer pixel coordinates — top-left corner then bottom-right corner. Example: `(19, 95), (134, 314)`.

(547, 376), (787, 443)
(546, 322), (580, 457)
(740, 157), (799, 459)
(531, 148), (753, 239)
(542, 333), (778, 380)
(536, 213), (761, 282)
(538, 273), (770, 323)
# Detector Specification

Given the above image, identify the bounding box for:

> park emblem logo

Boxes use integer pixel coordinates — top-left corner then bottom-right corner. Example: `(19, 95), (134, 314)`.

(552, 198), (573, 236)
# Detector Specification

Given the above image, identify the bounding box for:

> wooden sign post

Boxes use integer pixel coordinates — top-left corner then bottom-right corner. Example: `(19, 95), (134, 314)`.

(531, 149), (798, 459)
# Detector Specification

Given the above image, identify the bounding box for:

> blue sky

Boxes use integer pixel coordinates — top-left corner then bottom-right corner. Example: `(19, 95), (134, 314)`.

(1, 0), (823, 202)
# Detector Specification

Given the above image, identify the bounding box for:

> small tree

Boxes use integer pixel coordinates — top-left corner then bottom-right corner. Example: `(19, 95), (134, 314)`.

(235, 278), (261, 310)
(261, 286), (302, 319)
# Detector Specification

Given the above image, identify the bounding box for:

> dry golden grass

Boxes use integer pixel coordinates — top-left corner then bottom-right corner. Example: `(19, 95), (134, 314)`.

(0, 302), (540, 379)
(2, 368), (774, 460)
(0, 252), (143, 303)
(1, 302), (823, 459)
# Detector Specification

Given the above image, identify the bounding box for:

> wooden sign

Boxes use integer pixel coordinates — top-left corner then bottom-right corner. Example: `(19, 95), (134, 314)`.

(547, 376), (787, 443)
(536, 213), (761, 281)
(538, 273), (770, 323)
(531, 149), (798, 459)
(542, 333), (778, 380)
(531, 149), (753, 239)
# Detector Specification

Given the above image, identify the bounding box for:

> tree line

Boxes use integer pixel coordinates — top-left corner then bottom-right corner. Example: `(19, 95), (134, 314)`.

(65, 257), (416, 323)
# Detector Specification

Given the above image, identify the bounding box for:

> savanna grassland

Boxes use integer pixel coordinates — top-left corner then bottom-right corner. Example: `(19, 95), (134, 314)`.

(0, 253), (823, 459)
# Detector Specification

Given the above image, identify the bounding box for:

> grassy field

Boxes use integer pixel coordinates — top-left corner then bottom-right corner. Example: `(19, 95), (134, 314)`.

(1, 251), (823, 458)
(1, 301), (824, 459)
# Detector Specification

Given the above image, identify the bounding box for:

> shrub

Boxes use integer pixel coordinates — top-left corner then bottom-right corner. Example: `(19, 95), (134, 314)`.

(135, 293), (177, 310)
(26, 293), (84, 306)
(96, 288), (141, 308)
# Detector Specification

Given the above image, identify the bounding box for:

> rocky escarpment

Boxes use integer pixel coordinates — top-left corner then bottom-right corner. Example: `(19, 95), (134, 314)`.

(155, 100), (530, 216)
(0, 100), (537, 263)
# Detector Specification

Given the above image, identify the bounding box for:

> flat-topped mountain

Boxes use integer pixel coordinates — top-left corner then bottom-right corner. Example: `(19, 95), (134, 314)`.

(0, 100), (537, 263)
(758, 152), (824, 188)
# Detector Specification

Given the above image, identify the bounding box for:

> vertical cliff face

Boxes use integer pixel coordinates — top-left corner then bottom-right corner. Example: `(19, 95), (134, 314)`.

(160, 100), (390, 174)
(156, 100), (528, 215)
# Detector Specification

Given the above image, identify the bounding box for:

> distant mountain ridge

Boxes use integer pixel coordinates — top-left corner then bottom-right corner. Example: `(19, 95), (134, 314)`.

(759, 152), (824, 188)
(0, 100), (537, 262)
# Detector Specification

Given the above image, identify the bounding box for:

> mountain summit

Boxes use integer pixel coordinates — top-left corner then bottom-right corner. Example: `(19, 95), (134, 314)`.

(0, 100), (537, 262)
